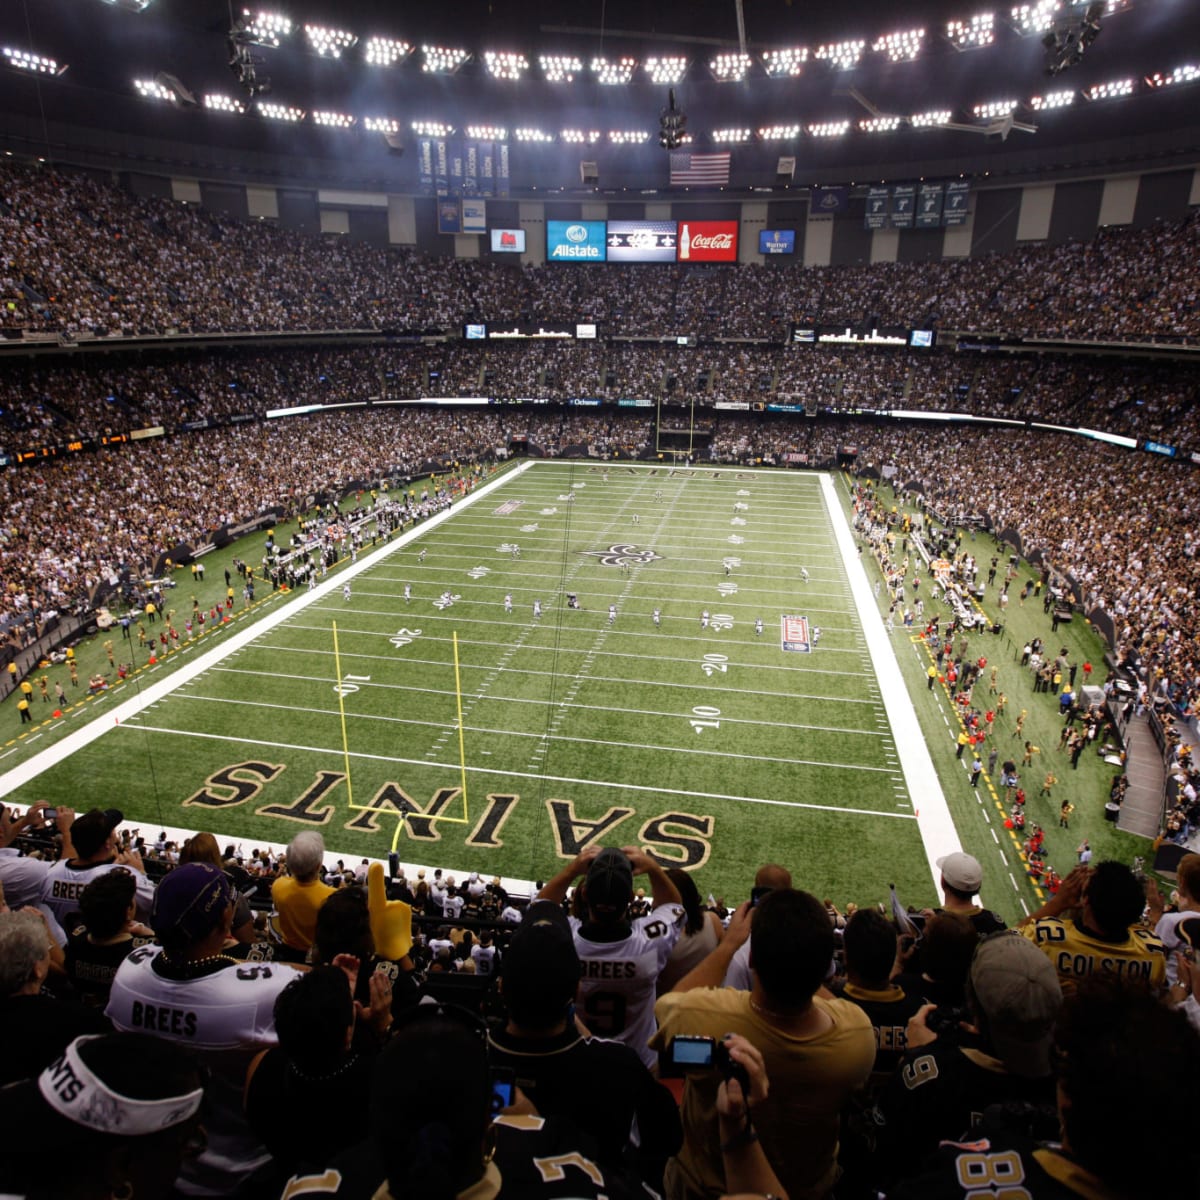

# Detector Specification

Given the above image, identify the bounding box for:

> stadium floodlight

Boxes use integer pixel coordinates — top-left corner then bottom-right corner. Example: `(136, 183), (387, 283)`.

(946, 12), (995, 49)
(421, 45), (470, 73)
(363, 116), (400, 134)
(859, 116), (902, 132)
(807, 120), (851, 137)
(910, 109), (953, 126)
(514, 128), (554, 142)
(133, 78), (173, 101)
(98, 1), (157, 10)
(304, 25), (357, 59)
(1010, 2), (1060, 35)
(258, 101), (304, 121)
(762, 47), (808, 77)
(238, 10), (292, 48)
(1146, 65), (1200, 88)
(814, 40), (866, 69)
(204, 93), (246, 113)
(466, 124), (507, 140)
(972, 98), (1018, 118)
(710, 52), (752, 81)
(644, 56), (687, 84)
(1030, 88), (1075, 108)
(3, 47), (67, 76)
(483, 51), (529, 81)
(560, 128), (601, 143)
(411, 120), (453, 137)
(363, 37), (412, 66)
(711, 128), (752, 143)
(312, 111), (355, 128)
(592, 56), (637, 85)
(608, 130), (650, 144)
(1084, 77), (1134, 99)
(757, 123), (800, 139)
(540, 54), (583, 82)
(872, 29), (925, 63)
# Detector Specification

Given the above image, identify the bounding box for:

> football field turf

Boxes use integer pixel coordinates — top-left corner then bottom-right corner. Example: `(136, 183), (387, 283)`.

(2, 461), (960, 913)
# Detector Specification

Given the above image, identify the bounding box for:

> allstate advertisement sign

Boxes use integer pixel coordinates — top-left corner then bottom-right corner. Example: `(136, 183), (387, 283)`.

(547, 220), (607, 262)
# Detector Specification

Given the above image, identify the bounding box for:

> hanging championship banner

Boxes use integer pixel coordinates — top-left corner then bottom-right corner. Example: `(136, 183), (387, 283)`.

(864, 186), (890, 230)
(480, 143), (495, 197)
(889, 183), (916, 229)
(464, 141), (479, 197)
(944, 180), (971, 226)
(916, 182), (945, 229)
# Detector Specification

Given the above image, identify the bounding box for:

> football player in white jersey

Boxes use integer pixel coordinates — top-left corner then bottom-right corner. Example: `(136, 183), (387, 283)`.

(42, 808), (156, 927)
(538, 846), (683, 1071)
(106, 863), (302, 1197)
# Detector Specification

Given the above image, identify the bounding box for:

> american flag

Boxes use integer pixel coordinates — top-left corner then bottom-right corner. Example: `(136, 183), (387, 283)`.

(669, 151), (731, 186)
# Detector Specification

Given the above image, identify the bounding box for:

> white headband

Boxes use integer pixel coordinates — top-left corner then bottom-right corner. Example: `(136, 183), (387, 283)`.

(38, 1037), (204, 1137)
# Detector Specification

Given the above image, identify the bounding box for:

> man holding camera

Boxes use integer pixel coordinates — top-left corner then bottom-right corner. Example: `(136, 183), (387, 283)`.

(650, 888), (874, 1200)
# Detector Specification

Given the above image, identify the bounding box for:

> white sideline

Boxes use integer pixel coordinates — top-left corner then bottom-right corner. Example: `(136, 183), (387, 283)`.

(821, 473), (958, 898)
(0, 460), (534, 800)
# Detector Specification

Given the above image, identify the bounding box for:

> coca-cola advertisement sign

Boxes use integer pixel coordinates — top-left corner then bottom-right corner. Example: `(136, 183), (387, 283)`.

(677, 220), (738, 263)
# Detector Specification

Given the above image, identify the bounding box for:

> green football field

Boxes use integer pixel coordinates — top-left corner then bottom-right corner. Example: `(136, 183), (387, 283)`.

(1, 460), (957, 912)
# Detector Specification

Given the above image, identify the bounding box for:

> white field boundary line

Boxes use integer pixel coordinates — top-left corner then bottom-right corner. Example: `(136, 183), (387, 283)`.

(821, 473), (958, 896)
(186, 669), (893, 743)
(0, 460), (535, 800)
(118, 723), (917, 821)
(214, 650), (884, 707)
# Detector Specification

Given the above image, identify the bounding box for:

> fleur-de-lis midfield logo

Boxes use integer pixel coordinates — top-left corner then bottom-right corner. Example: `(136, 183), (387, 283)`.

(584, 544), (664, 568)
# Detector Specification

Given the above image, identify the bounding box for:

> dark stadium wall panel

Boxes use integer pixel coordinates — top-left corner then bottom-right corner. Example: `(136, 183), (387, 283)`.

(970, 188), (1021, 256)
(122, 172), (172, 200)
(1046, 180), (1105, 245)
(1131, 168), (1195, 229)
(607, 202), (645, 219)
(277, 190), (320, 235)
(347, 209), (388, 246)
(199, 182), (249, 222)
(487, 201), (521, 227)
(829, 199), (872, 266)
(543, 202), (584, 220)
(896, 226), (945, 263)
(673, 201), (741, 221)
(413, 198), (452, 256)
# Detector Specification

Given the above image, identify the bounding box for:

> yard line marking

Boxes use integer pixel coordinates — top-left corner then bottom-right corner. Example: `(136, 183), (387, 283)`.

(193, 675), (888, 740)
(121, 723), (918, 820)
(1010, 873), (1020, 892)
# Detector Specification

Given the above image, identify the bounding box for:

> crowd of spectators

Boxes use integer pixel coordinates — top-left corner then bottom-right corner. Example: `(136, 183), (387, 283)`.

(4, 158), (1200, 343)
(2, 804), (1197, 1200)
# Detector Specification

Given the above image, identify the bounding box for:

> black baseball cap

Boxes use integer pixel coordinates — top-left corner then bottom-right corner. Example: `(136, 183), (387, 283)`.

(585, 848), (634, 916)
(501, 900), (581, 1007)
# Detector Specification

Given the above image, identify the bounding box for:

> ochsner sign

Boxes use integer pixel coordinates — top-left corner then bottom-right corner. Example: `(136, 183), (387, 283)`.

(678, 220), (738, 263)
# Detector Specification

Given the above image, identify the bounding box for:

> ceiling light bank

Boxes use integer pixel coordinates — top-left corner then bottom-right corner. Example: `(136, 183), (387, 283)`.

(910, 109), (952, 127)
(540, 54), (582, 82)
(859, 116), (901, 132)
(312, 111), (355, 128)
(305, 25), (357, 59)
(644, 56), (688, 84)
(1146, 65), (1200, 89)
(561, 129), (601, 143)
(814, 40), (865, 70)
(758, 124), (800, 140)
(422, 45), (470, 74)
(946, 13), (995, 49)
(3, 47), (66, 76)
(872, 29), (925, 63)
(363, 117), (400, 134)
(483, 51), (529, 81)
(762, 47), (808, 77)
(238, 10), (292, 48)
(363, 37), (411, 67)
(411, 120), (453, 137)
(204, 93), (246, 113)
(710, 52), (752, 81)
(133, 78), (173, 101)
(592, 56), (636, 85)
(807, 121), (850, 137)
(258, 101), (304, 122)
(1030, 89), (1075, 108)
(712, 128), (752, 143)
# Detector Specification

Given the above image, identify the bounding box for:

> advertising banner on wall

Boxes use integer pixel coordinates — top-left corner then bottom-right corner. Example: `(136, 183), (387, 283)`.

(680, 219), (738, 262)
(497, 143), (510, 198)
(418, 138), (434, 195)
(759, 229), (796, 254)
(480, 144), (495, 197)
(461, 199), (487, 234)
(606, 219), (678, 262)
(464, 142), (479, 196)
(448, 141), (464, 197)
(810, 185), (849, 214)
(546, 220), (607, 261)
(437, 200), (461, 235)
(433, 139), (449, 196)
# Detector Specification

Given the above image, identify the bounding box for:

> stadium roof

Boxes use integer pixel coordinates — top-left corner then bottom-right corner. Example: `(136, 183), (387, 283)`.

(1, 0), (1197, 192)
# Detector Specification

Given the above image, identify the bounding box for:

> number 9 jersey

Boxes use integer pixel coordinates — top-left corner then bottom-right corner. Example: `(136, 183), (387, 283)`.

(569, 904), (685, 1070)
